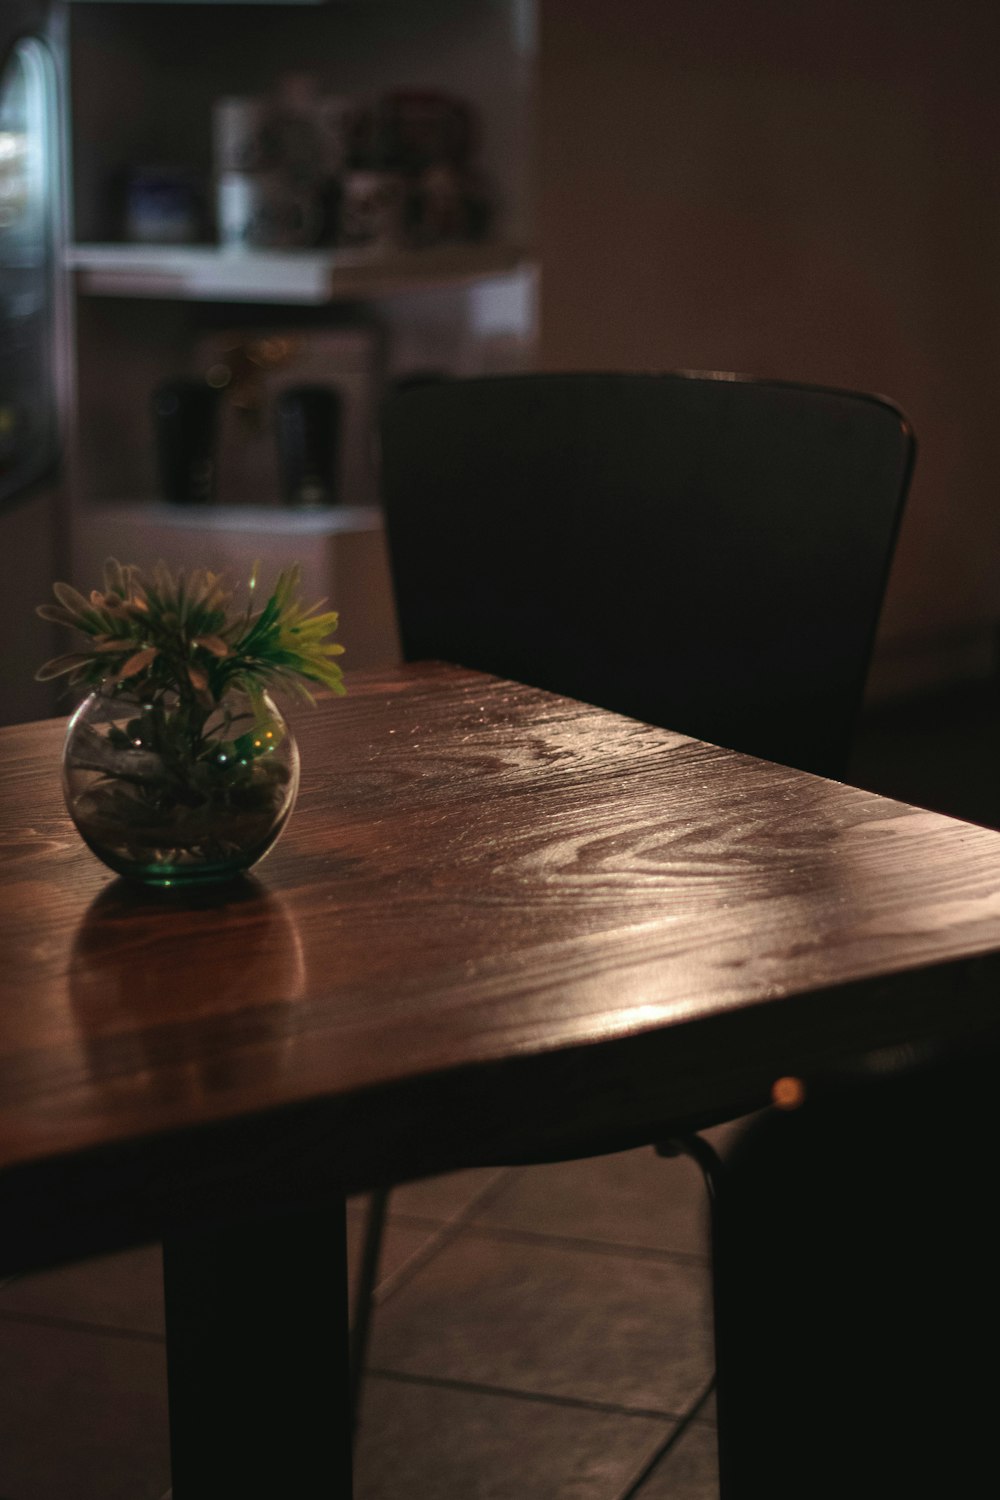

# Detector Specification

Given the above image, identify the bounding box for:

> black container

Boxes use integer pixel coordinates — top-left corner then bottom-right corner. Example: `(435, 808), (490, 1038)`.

(151, 379), (218, 505)
(275, 384), (341, 507)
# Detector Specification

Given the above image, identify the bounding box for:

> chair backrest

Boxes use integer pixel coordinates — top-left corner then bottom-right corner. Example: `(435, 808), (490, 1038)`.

(378, 372), (915, 779)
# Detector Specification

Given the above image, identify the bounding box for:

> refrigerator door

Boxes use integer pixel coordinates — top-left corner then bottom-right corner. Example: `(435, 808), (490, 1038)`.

(0, 2), (66, 726)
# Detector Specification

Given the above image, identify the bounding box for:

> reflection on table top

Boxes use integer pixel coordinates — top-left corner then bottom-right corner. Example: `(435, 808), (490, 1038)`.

(5, 661), (1000, 1270)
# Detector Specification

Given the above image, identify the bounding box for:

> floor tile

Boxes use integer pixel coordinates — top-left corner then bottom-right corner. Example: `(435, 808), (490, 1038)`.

(0, 1213), (437, 1348)
(471, 1149), (710, 1257)
(354, 1372), (671, 1500)
(0, 1319), (169, 1500)
(348, 1212), (446, 1303)
(369, 1230), (714, 1415)
(634, 1420), (719, 1500)
(374, 1167), (510, 1222)
(0, 1246), (165, 1337)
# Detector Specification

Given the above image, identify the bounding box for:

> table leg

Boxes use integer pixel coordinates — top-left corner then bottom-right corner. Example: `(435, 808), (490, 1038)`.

(711, 1050), (1000, 1497)
(162, 1196), (352, 1498)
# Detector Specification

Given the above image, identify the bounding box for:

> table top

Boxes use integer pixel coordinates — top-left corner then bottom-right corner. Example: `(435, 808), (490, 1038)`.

(5, 661), (1000, 1270)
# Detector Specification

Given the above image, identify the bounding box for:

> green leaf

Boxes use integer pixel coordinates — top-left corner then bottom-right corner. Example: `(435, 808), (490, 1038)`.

(37, 556), (347, 711)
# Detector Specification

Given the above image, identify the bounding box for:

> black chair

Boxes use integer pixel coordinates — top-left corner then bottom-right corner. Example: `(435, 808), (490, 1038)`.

(379, 371), (914, 780)
(353, 371), (916, 1445)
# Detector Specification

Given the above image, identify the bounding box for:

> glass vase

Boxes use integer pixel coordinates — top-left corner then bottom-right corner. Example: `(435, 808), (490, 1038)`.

(62, 682), (300, 887)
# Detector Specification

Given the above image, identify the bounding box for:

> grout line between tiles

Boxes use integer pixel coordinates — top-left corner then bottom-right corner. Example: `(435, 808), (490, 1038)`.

(371, 1168), (517, 1305)
(0, 1307), (164, 1344)
(364, 1364), (713, 1427)
(354, 1209), (444, 1231)
(613, 1373), (718, 1500)
(390, 1215), (710, 1267)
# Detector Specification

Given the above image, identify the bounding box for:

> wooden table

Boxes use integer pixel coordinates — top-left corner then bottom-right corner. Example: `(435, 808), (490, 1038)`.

(5, 661), (1000, 1495)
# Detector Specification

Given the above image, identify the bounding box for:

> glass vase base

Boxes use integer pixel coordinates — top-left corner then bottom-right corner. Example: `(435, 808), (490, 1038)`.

(63, 686), (300, 887)
(81, 845), (276, 889)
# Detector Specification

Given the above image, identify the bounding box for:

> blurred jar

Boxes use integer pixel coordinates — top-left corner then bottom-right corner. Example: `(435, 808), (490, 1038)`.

(212, 96), (269, 175)
(151, 378), (218, 504)
(124, 167), (201, 244)
(340, 169), (405, 250)
(216, 171), (320, 250)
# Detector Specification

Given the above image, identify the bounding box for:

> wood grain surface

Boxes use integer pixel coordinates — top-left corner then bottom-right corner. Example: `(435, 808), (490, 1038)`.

(5, 662), (1000, 1270)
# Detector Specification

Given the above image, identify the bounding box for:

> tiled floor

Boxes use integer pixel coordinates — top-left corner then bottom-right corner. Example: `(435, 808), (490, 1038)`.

(3, 680), (998, 1498)
(0, 1143), (725, 1499)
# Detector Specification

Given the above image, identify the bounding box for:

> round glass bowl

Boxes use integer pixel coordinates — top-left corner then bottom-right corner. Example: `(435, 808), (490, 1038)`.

(63, 683), (300, 887)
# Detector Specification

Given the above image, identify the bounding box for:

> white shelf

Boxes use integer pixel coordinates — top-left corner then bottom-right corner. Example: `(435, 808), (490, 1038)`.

(68, 2), (330, 6)
(85, 502), (385, 535)
(66, 242), (532, 304)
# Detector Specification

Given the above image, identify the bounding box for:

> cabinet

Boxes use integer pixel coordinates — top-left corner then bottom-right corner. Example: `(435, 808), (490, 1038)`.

(62, 0), (537, 668)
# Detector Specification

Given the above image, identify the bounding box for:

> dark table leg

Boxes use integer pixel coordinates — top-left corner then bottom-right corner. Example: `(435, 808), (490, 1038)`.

(163, 1196), (352, 1498)
(712, 1049), (1000, 1498)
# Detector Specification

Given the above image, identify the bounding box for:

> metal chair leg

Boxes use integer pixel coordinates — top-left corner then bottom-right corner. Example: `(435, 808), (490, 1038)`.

(612, 1134), (724, 1500)
(349, 1185), (390, 1435)
(658, 1135), (725, 1487)
(349, 1136), (726, 1455)
(655, 1131), (725, 1238)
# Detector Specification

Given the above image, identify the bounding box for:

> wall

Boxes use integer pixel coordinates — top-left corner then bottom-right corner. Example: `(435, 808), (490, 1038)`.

(538, 0), (1000, 697)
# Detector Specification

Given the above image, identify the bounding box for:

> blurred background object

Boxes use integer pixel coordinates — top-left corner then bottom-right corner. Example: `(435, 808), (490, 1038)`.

(150, 377), (218, 506)
(0, 0), (535, 721)
(0, 2), (65, 727)
(275, 383), (341, 508)
(194, 324), (379, 510)
(123, 165), (202, 246)
(209, 78), (493, 254)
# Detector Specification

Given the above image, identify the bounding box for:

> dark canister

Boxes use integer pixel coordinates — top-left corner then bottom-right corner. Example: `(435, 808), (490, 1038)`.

(275, 384), (341, 507)
(151, 379), (218, 505)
